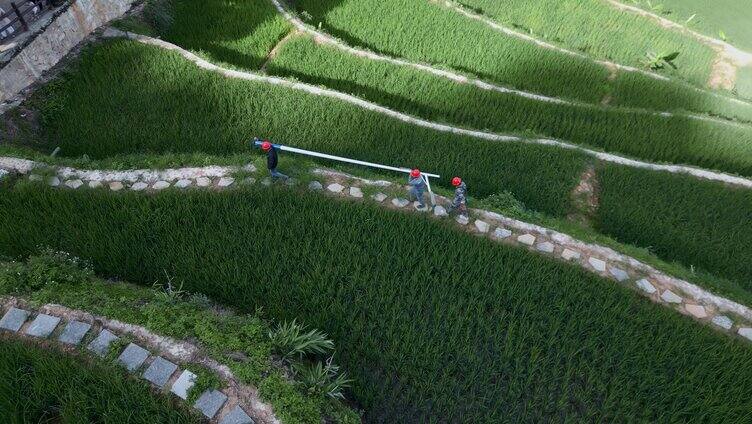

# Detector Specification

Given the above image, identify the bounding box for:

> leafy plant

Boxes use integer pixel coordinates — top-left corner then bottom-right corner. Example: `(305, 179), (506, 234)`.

(152, 271), (186, 304)
(269, 319), (334, 360)
(293, 356), (351, 400)
(643, 51), (680, 70)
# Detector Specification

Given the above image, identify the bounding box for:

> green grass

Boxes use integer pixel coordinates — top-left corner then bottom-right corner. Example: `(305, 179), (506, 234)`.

(0, 337), (200, 423)
(160, 0), (292, 69)
(4, 185), (752, 422)
(0, 251), (358, 424)
(630, 0), (752, 52)
(737, 67), (752, 100)
(23, 39), (586, 216)
(596, 164), (752, 292)
(267, 35), (752, 176)
(290, 0), (751, 120)
(457, 0), (715, 87)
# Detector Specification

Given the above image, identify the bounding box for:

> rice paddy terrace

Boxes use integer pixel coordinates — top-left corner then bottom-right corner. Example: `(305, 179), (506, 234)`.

(1, 0), (752, 422)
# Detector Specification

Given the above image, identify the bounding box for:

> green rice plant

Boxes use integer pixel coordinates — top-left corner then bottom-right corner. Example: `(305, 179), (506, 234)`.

(0, 338), (200, 423)
(4, 186), (752, 422)
(28, 39), (586, 216)
(267, 35), (752, 175)
(269, 319), (335, 360)
(596, 164), (752, 293)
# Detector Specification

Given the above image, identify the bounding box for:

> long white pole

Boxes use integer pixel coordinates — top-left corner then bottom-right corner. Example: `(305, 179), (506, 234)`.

(253, 140), (441, 204)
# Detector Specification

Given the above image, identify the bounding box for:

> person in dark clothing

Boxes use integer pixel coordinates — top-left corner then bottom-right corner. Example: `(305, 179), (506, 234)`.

(447, 176), (468, 217)
(261, 140), (288, 180)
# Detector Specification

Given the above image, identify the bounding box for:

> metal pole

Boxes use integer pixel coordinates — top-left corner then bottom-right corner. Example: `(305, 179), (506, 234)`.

(252, 139), (440, 205)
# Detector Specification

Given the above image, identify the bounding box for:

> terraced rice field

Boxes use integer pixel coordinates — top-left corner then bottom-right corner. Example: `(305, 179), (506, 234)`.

(4, 186), (752, 423)
(4, 0), (752, 422)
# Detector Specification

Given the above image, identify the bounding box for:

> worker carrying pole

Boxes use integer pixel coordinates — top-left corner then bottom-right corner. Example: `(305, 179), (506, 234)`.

(251, 138), (439, 206)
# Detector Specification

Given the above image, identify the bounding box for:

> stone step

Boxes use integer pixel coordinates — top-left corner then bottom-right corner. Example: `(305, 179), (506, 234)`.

(58, 320), (91, 345)
(171, 369), (198, 400)
(220, 406), (255, 424)
(24, 313), (61, 338)
(88, 329), (119, 357)
(143, 356), (178, 388)
(0, 307), (30, 332)
(118, 343), (150, 372)
(194, 389), (228, 419)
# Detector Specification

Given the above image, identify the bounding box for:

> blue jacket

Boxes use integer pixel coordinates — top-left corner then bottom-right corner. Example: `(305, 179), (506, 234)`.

(408, 175), (426, 192)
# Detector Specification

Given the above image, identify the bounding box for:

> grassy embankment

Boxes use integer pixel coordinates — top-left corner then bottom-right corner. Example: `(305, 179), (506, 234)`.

(0, 252), (359, 424)
(289, 0), (752, 120)
(3, 185), (752, 422)
(0, 338), (201, 423)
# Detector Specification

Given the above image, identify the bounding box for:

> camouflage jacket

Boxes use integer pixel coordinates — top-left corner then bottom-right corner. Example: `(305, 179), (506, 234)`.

(451, 182), (467, 208)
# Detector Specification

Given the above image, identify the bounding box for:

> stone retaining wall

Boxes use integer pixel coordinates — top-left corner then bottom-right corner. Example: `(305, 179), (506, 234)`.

(3, 156), (752, 348)
(0, 0), (135, 104)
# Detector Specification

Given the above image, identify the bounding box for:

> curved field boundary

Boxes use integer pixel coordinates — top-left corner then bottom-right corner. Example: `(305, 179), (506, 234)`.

(98, 29), (752, 189)
(3, 158), (752, 348)
(267, 0), (751, 130)
(606, 0), (752, 66)
(0, 296), (277, 424)
(434, 0), (752, 108)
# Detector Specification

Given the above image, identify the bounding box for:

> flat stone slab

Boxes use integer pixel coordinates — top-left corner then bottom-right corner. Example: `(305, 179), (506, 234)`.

(455, 215), (469, 225)
(171, 370), (197, 400)
(685, 304), (707, 319)
(194, 389), (228, 419)
(588, 257), (607, 272)
(131, 182), (148, 191)
(608, 267), (629, 282)
(636, 279), (656, 294)
(371, 193), (387, 202)
(220, 406), (255, 424)
(561, 248), (580, 261)
(0, 307), (30, 332)
(48, 176), (60, 186)
(175, 179), (192, 188)
(24, 313), (60, 338)
(474, 220), (490, 233)
(712, 315), (733, 330)
(143, 356), (178, 388)
(260, 178), (272, 186)
(349, 187), (363, 198)
(392, 198), (409, 208)
(218, 177), (235, 187)
(327, 183), (344, 193)
(65, 179), (83, 189)
(536, 242), (554, 253)
(493, 228), (512, 239)
(28, 174), (43, 181)
(58, 320), (91, 345)
(660, 290), (682, 304)
(308, 181), (323, 191)
(88, 329), (119, 357)
(88, 180), (102, 188)
(243, 177), (256, 185)
(517, 234), (535, 246)
(109, 181), (124, 191)
(433, 205), (448, 217)
(153, 181), (171, 190)
(738, 328), (752, 342)
(242, 164), (257, 173)
(118, 343), (150, 372)
(196, 177), (212, 187)
(413, 202), (429, 212)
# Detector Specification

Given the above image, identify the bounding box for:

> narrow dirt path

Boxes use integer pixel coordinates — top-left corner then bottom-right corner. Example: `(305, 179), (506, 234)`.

(4, 158), (752, 349)
(568, 163), (600, 226)
(259, 29), (301, 73)
(97, 28), (752, 190)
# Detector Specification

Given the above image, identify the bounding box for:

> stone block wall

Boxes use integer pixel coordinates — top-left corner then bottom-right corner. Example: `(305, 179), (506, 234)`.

(0, 0), (134, 103)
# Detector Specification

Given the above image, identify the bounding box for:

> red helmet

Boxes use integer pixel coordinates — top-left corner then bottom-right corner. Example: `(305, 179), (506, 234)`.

(451, 177), (462, 187)
(410, 169), (421, 178)
(261, 141), (272, 151)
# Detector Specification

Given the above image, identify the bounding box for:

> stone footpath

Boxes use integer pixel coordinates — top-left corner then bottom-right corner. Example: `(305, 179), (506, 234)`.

(3, 157), (752, 347)
(0, 297), (277, 424)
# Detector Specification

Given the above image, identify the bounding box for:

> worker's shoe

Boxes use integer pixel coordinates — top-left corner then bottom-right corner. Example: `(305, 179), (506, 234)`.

(414, 202), (430, 212)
